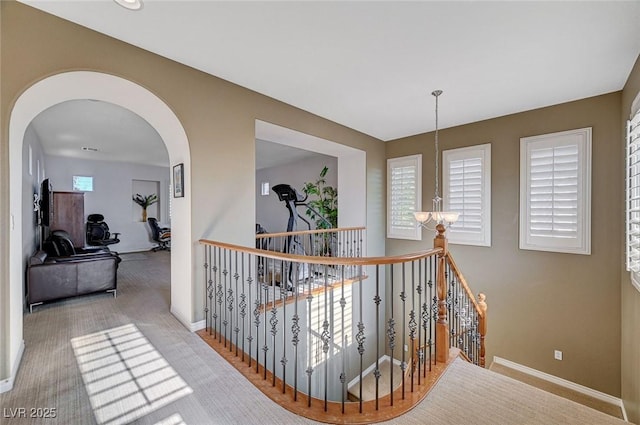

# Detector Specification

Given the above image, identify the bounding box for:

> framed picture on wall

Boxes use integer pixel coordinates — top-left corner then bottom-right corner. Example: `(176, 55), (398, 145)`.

(173, 163), (184, 198)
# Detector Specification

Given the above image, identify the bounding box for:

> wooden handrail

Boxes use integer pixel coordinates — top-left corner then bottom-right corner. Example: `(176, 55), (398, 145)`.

(200, 238), (442, 266)
(256, 226), (366, 239)
(199, 225), (488, 421)
(445, 253), (483, 317)
(444, 247), (488, 368)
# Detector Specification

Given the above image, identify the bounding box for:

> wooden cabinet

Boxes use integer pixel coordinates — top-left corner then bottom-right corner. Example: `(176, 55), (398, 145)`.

(50, 191), (85, 247)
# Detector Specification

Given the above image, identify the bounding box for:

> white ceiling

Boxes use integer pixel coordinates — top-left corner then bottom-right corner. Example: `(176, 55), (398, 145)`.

(256, 139), (328, 170)
(20, 0), (640, 143)
(30, 100), (169, 167)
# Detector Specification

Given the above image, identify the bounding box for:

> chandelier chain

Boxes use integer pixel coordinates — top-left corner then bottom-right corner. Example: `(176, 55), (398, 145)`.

(434, 92), (439, 199)
(432, 90), (443, 203)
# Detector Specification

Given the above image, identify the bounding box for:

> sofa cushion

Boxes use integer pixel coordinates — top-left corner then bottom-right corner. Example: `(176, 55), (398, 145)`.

(28, 263), (77, 303)
(29, 250), (48, 265)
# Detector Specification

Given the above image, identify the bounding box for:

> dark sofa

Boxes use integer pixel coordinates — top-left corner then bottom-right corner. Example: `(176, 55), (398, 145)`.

(27, 250), (120, 312)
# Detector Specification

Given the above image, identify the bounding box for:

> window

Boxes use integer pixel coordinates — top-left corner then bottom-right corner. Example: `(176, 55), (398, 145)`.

(627, 102), (640, 290)
(387, 154), (422, 240)
(519, 128), (591, 255)
(443, 143), (491, 246)
(73, 175), (94, 192)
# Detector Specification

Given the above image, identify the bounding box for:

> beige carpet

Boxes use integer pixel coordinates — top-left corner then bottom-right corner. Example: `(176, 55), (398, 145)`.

(383, 358), (627, 425)
(0, 251), (628, 424)
(489, 362), (625, 420)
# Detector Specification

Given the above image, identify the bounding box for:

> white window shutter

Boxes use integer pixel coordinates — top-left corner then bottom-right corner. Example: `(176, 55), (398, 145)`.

(443, 144), (491, 246)
(520, 128), (591, 255)
(627, 111), (640, 274)
(387, 155), (422, 240)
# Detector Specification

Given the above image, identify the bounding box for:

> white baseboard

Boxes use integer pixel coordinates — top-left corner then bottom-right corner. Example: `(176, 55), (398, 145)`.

(0, 340), (25, 394)
(170, 307), (205, 333)
(493, 356), (628, 422)
(190, 320), (206, 332)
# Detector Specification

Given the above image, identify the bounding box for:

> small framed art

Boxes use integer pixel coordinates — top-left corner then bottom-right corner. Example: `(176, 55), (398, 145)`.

(173, 163), (184, 198)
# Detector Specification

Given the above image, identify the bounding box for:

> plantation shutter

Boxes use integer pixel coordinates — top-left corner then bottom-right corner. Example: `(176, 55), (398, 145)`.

(528, 144), (579, 239)
(449, 157), (482, 231)
(627, 111), (640, 273)
(443, 144), (491, 246)
(520, 128), (591, 255)
(387, 155), (422, 240)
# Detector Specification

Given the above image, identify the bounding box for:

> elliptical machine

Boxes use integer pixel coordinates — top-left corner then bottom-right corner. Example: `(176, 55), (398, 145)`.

(272, 184), (331, 253)
(272, 184), (332, 286)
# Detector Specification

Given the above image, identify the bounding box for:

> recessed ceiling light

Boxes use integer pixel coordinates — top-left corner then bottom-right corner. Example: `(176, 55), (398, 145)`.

(114, 0), (143, 11)
(82, 147), (99, 152)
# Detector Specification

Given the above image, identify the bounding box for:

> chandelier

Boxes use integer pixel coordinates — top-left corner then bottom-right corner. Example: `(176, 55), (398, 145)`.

(414, 90), (459, 230)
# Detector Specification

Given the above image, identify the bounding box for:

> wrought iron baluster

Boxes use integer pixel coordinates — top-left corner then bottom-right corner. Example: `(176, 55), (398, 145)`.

(223, 248), (229, 347)
(226, 250), (234, 352)
(400, 262), (407, 400)
(388, 263), (396, 406)
(339, 265), (346, 414)
(306, 292), (314, 407)
(409, 260), (417, 393)
(433, 255), (438, 365)
(280, 261), (287, 392)
(417, 257), (423, 385)
(291, 261), (300, 401)
(271, 258), (278, 386)
(216, 247), (223, 343)
(240, 253), (247, 362)
(247, 254), (254, 367)
(374, 265), (381, 411)
(321, 265), (331, 412)
(263, 261), (271, 380)
(356, 265), (366, 413)
(234, 251), (240, 356)
(204, 246), (209, 333)
(253, 266), (262, 374)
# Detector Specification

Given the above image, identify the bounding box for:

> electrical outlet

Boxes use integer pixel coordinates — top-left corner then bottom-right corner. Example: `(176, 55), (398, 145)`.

(554, 350), (563, 361)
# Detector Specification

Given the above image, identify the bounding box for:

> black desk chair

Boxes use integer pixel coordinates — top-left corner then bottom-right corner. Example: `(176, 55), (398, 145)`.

(148, 217), (171, 251)
(86, 214), (120, 247)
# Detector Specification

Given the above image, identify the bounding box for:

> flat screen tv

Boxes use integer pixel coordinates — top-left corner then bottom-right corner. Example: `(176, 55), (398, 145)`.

(40, 178), (53, 227)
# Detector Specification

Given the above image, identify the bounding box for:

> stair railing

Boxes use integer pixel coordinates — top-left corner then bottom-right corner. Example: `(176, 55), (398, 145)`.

(255, 226), (365, 258)
(199, 225), (486, 423)
(432, 223), (488, 368)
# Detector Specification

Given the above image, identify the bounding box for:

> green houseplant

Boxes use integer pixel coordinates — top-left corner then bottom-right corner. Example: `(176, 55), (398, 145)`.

(302, 166), (338, 257)
(133, 193), (158, 222)
(302, 166), (338, 229)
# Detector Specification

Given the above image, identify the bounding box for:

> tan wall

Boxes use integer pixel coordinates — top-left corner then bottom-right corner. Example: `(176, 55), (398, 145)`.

(0, 2), (385, 381)
(0, 0), (6, 381)
(622, 54), (640, 424)
(386, 93), (623, 396)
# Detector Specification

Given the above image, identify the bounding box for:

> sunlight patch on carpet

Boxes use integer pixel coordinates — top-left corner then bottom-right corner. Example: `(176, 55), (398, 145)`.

(153, 413), (186, 425)
(71, 324), (192, 425)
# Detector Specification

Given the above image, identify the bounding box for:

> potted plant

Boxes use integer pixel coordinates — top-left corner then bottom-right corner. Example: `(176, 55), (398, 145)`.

(133, 193), (158, 222)
(303, 166), (338, 255)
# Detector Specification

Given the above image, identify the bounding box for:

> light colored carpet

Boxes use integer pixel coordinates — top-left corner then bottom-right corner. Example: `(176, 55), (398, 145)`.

(0, 251), (627, 424)
(383, 358), (627, 425)
(490, 361), (625, 420)
(118, 253), (149, 262)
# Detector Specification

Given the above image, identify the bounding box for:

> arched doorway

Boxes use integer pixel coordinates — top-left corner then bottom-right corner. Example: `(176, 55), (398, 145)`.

(7, 72), (193, 386)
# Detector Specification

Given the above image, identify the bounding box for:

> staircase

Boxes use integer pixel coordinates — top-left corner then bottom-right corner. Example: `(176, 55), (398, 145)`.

(198, 225), (487, 423)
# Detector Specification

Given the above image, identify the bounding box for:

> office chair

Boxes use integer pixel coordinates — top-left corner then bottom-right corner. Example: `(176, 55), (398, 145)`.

(86, 214), (121, 247)
(147, 217), (171, 251)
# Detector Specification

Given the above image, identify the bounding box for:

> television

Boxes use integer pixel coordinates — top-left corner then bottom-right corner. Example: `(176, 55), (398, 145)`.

(40, 178), (53, 227)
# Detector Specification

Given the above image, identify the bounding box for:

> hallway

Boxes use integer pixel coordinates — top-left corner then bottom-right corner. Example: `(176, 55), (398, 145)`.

(0, 251), (626, 425)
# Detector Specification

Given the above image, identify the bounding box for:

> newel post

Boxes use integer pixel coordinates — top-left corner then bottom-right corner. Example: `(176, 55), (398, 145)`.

(433, 224), (449, 363)
(478, 293), (488, 368)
